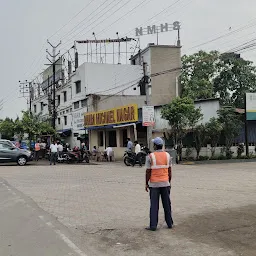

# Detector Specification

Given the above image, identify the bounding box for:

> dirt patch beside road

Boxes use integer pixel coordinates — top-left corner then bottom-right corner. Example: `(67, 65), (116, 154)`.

(79, 205), (256, 256)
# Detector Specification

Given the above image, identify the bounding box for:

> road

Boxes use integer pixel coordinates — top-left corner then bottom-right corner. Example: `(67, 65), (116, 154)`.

(0, 162), (255, 256)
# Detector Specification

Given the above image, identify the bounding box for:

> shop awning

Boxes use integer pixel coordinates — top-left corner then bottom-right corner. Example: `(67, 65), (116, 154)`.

(57, 128), (72, 136)
(86, 121), (142, 130)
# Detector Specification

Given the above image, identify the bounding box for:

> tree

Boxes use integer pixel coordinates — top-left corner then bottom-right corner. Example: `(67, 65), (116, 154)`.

(0, 118), (15, 140)
(193, 124), (206, 160)
(214, 53), (256, 108)
(205, 117), (223, 157)
(14, 117), (24, 140)
(181, 50), (219, 100)
(181, 51), (256, 108)
(217, 107), (243, 159)
(21, 111), (55, 143)
(161, 97), (203, 160)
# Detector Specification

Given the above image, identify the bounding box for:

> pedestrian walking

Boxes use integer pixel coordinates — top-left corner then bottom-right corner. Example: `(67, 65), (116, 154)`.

(145, 137), (173, 231)
(50, 141), (58, 165)
(34, 140), (41, 161)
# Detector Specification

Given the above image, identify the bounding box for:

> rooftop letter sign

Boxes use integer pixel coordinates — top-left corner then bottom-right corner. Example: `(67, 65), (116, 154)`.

(135, 21), (180, 37)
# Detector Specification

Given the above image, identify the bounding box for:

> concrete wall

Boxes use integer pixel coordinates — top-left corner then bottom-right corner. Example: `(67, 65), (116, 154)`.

(87, 94), (146, 112)
(150, 46), (181, 106)
(74, 62), (143, 96)
(182, 145), (256, 159)
(154, 99), (220, 130)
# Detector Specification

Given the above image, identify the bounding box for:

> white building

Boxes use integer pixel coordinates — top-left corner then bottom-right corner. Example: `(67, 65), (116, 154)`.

(31, 62), (143, 147)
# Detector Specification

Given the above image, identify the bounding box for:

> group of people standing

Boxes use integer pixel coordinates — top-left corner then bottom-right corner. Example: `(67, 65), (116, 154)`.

(34, 140), (64, 165)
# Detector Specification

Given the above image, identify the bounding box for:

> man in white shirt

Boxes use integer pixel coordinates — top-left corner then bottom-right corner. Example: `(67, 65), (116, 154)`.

(105, 146), (113, 162)
(50, 141), (58, 165)
(57, 142), (64, 158)
(135, 141), (141, 154)
(134, 141), (142, 167)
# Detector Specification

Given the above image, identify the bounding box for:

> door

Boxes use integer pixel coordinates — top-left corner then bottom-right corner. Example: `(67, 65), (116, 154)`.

(0, 142), (17, 163)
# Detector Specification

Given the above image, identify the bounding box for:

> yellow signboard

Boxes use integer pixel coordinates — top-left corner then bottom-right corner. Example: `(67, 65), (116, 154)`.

(84, 104), (138, 127)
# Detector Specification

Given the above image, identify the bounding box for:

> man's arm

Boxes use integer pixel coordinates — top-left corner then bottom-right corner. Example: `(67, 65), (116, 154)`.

(145, 155), (151, 192)
(145, 169), (151, 192)
(168, 167), (172, 182)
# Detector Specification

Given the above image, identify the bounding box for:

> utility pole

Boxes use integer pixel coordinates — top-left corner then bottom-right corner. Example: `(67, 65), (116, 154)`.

(46, 40), (61, 132)
(143, 62), (153, 150)
(19, 80), (32, 114)
(244, 93), (249, 157)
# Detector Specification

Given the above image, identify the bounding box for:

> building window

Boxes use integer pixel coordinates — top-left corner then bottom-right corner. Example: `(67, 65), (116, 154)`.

(70, 108), (72, 112)
(108, 130), (117, 147)
(64, 116), (67, 125)
(63, 91), (67, 102)
(81, 99), (87, 107)
(75, 81), (81, 94)
(34, 104), (37, 113)
(74, 101), (80, 109)
(58, 118), (60, 125)
(98, 131), (104, 147)
(57, 95), (60, 105)
(66, 109), (69, 113)
(40, 102), (44, 112)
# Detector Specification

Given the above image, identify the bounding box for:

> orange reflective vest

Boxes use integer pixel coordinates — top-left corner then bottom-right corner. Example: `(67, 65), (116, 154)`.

(150, 152), (170, 183)
(35, 143), (40, 151)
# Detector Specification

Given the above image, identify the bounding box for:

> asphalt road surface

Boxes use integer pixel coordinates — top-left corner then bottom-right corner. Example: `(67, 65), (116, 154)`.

(0, 162), (255, 256)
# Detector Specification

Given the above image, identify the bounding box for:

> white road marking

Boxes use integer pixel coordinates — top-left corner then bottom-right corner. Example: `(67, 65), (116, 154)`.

(38, 215), (87, 256)
(55, 230), (87, 256)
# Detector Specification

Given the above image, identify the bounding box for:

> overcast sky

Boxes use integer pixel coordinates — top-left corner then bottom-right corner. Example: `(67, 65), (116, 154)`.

(1, 0), (256, 119)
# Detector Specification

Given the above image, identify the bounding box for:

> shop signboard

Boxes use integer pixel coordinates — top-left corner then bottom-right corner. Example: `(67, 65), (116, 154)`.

(246, 93), (256, 120)
(142, 106), (155, 127)
(84, 104), (138, 127)
(73, 110), (86, 130)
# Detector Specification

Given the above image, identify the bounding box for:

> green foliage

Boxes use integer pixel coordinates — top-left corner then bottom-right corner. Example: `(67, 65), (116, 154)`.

(181, 51), (219, 100)
(217, 107), (243, 158)
(193, 124), (206, 160)
(161, 97), (203, 159)
(198, 155), (209, 161)
(237, 143), (245, 158)
(21, 111), (55, 140)
(0, 111), (55, 142)
(181, 51), (256, 108)
(0, 118), (15, 140)
(205, 117), (223, 157)
(214, 53), (256, 108)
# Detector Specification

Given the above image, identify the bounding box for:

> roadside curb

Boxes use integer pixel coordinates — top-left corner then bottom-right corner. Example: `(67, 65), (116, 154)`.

(180, 158), (256, 165)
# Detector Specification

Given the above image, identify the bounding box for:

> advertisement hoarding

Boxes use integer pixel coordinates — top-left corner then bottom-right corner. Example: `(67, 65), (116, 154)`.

(246, 93), (256, 120)
(142, 106), (155, 127)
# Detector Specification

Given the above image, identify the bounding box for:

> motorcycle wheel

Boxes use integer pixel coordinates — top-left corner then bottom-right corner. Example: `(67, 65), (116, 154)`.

(124, 156), (132, 166)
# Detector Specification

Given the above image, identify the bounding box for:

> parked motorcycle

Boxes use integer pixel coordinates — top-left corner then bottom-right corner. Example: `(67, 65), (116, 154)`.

(123, 146), (150, 167)
(66, 147), (90, 163)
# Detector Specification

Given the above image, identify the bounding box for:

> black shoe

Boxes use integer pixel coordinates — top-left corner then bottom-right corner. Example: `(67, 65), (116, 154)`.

(167, 226), (173, 229)
(145, 227), (156, 231)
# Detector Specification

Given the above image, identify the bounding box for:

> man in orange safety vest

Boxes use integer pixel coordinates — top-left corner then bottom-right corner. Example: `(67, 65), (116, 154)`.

(34, 140), (41, 161)
(145, 137), (173, 231)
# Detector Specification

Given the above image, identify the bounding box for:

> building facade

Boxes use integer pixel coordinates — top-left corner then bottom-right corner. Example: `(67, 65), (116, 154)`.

(130, 44), (181, 105)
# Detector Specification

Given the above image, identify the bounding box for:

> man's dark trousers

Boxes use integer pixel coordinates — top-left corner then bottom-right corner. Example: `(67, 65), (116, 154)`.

(50, 152), (57, 165)
(149, 186), (173, 229)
